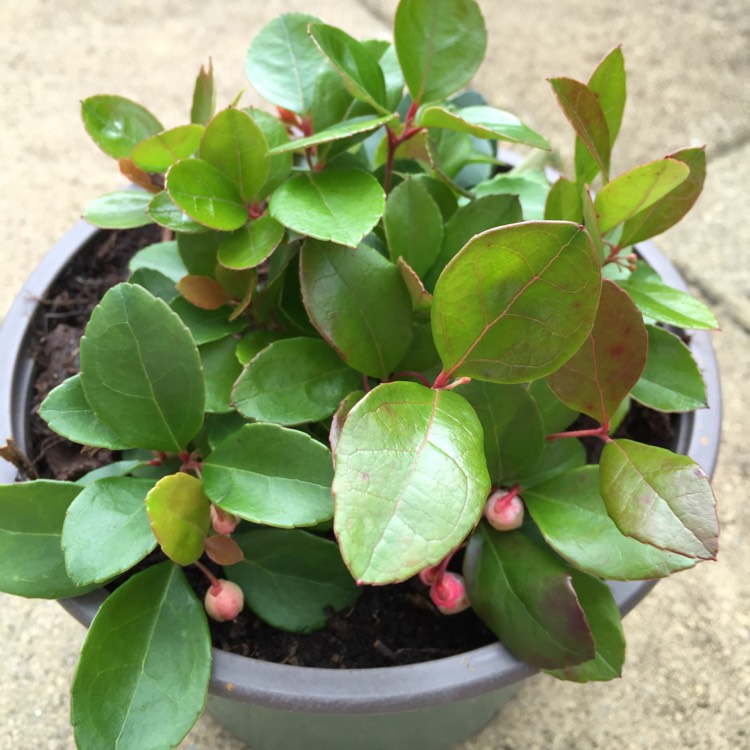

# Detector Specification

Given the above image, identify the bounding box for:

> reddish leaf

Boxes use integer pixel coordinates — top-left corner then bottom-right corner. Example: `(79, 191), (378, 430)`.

(204, 534), (245, 566)
(548, 280), (647, 425)
(177, 275), (231, 310)
(118, 159), (159, 194)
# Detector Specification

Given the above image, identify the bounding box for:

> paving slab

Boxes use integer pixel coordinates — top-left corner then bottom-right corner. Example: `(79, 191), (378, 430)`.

(0, 1), (747, 748)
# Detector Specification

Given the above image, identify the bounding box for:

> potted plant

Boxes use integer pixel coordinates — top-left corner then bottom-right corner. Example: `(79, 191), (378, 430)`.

(0, 1), (720, 748)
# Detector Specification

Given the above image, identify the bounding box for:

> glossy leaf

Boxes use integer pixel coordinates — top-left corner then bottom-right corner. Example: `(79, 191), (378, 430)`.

(631, 325), (707, 412)
(463, 524), (595, 669)
(170, 296), (245, 345)
(619, 147), (707, 246)
(0, 481), (95, 598)
(118, 158), (159, 193)
(527, 378), (577, 434)
(308, 23), (388, 112)
(394, 0), (487, 103)
(545, 571), (626, 682)
(80, 283), (204, 452)
(420, 105), (549, 150)
(235, 329), (286, 366)
(329, 389), (364, 453)
(228, 529), (359, 633)
(130, 124), (204, 172)
(176, 274), (231, 310)
(84, 190), (153, 229)
(233, 337), (360, 425)
(148, 191), (210, 234)
(81, 95), (163, 159)
(39, 374), (130, 450)
(432, 221), (601, 383)
(619, 276), (718, 329)
(270, 115), (393, 155)
(522, 438), (586, 488)
(201, 108), (270, 202)
(76, 460), (145, 486)
(166, 158), (248, 231)
(333, 381), (490, 584)
(191, 59), (216, 125)
(218, 214), (285, 270)
(549, 77), (611, 180)
(473, 172), (549, 221)
(595, 158), (690, 234)
(525, 466), (695, 580)
(600, 439), (718, 560)
(245, 13), (324, 114)
(204, 533), (245, 566)
(129, 240), (187, 282)
(547, 280), (647, 424)
(457, 381), (545, 484)
(200, 336), (243, 413)
(545, 177), (582, 222)
(581, 187), (605, 262)
(62, 477), (157, 586)
(385, 178), (444, 277)
(146, 473), (211, 566)
(269, 169), (385, 248)
(300, 239), (412, 378)
(202, 423), (334, 527)
(128, 268), (178, 306)
(245, 108), (294, 199)
(397, 258), (433, 312)
(71, 563), (211, 750)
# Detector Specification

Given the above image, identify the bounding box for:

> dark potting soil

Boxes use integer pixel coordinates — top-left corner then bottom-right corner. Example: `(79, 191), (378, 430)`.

(23, 226), (677, 669)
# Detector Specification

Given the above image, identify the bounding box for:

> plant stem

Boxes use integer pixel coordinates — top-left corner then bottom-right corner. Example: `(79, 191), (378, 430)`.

(195, 560), (220, 590)
(545, 423), (612, 442)
(391, 370), (432, 387)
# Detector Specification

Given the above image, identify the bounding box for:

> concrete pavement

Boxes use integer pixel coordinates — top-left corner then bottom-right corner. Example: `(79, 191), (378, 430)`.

(1, 1), (748, 747)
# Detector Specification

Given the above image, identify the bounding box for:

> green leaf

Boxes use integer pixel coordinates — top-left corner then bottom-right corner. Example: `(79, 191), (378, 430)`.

(425, 194), (522, 290)
(130, 124), (204, 172)
(62, 477), (157, 586)
(166, 158), (248, 231)
(217, 214), (285, 270)
(631, 325), (707, 412)
(547, 280), (647, 424)
(200, 336), (243, 413)
(84, 190), (154, 229)
(79, 283), (205, 452)
(397, 258), (433, 312)
(201, 107), (270, 202)
(81, 95), (163, 159)
(394, 0), (487, 103)
(233, 337), (360, 425)
(129, 240), (187, 283)
(145, 473), (211, 566)
(235, 329), (287, 366)
(522, 438), (586, 488)
(619, 147), (707, 246)
(525, 466), (696, 580)
(76, 460), (146, 486)
(148, 191), (211, 234)
(39, 374), (130, 450)
(457, 381), (545, 485)
(432, 222), (601, 384)
(600, 439), (718, 560)
(244, 108), (294, 199)
(170, 296), (246, 345)
(545, 571), (625, 682)
(581, 187), (605, 262)
(71, 563), (211, 750)
(333, 381), (490, 584)
(308, 23), (388, 112)
(384, 177), (444, 277)
(594, 158), (690, 234)
(618, 276), (718, 330)
(574, 46), (627, 186)
(549, 77), (611, 181)
(269, 115), (394, 155)
(545, 177), (583, 222)
(463, 524), (595, 669)
(269, 169), (385, 248)
(473, 172), (549, 221)
(191, 59), (216, 125)
(245, 13), (324, 114)
(421, 105), (549, 150)
(300, 239), (413, 379)
(228, 528), (359, 633)
(0, 481), (97, 598)
(202, 423), (334, 527)
(527, 378), (577, 434)
(329, 389), (364, 453)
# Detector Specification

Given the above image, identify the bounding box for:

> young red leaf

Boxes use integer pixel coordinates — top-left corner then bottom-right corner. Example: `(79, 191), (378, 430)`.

(176, 275), (231, 310)
(204, 534), (245, 566)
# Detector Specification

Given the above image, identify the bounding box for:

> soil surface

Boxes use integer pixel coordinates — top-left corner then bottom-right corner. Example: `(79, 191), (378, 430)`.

(22, 226), (677, 669)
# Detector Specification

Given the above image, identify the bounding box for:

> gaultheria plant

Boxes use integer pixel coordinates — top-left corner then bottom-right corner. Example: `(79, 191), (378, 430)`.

(0, 0), (718, 747)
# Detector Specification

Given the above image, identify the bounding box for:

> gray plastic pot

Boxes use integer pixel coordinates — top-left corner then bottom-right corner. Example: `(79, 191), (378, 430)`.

(0, 220), (721, 750)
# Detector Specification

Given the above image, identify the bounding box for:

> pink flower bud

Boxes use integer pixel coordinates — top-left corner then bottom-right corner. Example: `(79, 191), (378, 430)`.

(204, 579), (244, 622)
(484, 489), (524, 531)
(210, 505), (240, 535)
(418, 564), (442, 586)
(430, 572), (470, 615)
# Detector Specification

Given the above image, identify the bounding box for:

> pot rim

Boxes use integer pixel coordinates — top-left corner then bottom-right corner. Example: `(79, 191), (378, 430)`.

(0, 219), (721, 714)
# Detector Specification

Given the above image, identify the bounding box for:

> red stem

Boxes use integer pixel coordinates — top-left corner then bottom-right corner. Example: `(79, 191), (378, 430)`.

(545, 424), (612, 442)
(391, 370), (431, 388)
(195, 560), (220, 590)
